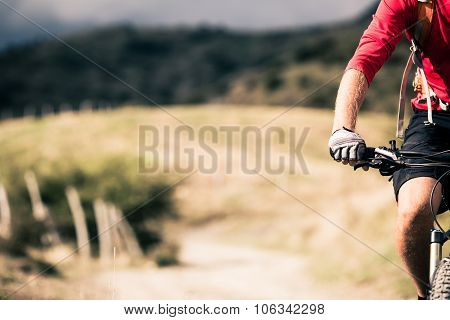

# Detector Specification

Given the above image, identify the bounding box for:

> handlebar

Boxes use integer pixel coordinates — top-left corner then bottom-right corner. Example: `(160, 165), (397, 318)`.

(354, 140), (450, 176)
(356, 140), (450, 237)
(354, 146), (404, 176)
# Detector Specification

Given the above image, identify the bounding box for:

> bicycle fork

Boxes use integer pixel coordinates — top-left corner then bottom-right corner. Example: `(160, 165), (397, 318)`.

(429, 229), (447, 283)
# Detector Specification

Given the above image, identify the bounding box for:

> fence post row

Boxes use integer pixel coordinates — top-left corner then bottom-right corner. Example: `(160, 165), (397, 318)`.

(0, 101), (116, 122)
(1, 170), (142, 262)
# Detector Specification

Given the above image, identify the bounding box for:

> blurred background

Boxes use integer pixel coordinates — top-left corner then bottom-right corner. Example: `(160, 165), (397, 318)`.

(0, 0), (445, 300)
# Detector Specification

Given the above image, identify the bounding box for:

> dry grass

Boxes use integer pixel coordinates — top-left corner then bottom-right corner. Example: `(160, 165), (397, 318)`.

(1, 105), (446, 299)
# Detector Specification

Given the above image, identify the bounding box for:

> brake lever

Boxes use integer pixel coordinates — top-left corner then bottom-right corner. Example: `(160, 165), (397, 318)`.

(355, 158), (406, 177)
(354, 159), (385, 171)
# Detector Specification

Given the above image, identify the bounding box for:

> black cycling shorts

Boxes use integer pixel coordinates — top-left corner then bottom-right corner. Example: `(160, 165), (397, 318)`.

(392, 110), (450, 212)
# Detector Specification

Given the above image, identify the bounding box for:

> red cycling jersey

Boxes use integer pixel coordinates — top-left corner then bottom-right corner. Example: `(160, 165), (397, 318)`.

(347, 0), (450, 110)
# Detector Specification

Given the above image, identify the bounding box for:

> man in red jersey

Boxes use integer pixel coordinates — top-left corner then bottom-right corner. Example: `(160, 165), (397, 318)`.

(328, 0), (450, 299)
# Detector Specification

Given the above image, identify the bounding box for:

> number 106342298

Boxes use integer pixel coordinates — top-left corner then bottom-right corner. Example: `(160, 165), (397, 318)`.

(254, 303), (325, 315)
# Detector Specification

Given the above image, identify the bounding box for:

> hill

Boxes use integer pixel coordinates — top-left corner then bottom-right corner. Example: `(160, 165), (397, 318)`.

(0, 105), (421, 299)
(0, 1), (410, 114)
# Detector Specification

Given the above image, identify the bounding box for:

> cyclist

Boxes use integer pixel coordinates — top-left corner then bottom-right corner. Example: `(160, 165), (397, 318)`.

(328, 0), (450, 299)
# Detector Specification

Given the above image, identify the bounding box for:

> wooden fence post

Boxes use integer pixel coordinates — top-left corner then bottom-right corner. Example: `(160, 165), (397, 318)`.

(0, 184), (12, 240)
(94, 199), (113, 263)
(105, 203), (126, 255)
(66, 187), (91, 259)
(110, 206), (143, 258)
(24, 171), (62, 246)
(24, 171), (47, 221)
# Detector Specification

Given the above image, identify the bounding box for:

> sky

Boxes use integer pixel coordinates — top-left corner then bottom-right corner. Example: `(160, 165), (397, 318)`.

(0, 0), (376, 47)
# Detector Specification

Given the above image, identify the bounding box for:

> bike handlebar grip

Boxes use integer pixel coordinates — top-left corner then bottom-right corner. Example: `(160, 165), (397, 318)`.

(359, 146), (375, 161)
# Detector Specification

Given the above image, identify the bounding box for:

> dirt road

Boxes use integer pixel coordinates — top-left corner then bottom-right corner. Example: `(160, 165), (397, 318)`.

(88, 226), (380, 300)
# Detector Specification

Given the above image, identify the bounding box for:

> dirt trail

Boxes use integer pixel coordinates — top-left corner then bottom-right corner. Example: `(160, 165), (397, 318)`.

(87, 225), (380, 300)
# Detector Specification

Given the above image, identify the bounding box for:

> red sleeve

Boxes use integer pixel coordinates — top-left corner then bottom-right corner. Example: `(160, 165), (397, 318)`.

(347, 0), (414, 84)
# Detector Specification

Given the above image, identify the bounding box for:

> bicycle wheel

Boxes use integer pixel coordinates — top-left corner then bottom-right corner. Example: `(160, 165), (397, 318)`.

(430, 257), (450, 300)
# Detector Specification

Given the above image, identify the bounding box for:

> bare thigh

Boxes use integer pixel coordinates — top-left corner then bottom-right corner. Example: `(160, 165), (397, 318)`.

(397, 177), (442, 217)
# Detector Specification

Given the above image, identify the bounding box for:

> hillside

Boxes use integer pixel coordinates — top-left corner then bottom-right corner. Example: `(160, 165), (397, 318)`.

(0, 105), (427, 299)
(0, 1), (410, 114)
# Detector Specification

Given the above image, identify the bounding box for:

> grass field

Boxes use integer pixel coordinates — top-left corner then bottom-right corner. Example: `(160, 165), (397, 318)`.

(1, 105), (447, 299)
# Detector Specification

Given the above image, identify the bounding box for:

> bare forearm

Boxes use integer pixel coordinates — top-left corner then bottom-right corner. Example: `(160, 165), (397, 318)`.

(332, 69), (369, 132)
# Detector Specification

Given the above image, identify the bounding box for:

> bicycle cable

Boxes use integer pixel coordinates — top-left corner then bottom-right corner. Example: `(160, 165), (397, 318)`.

(401, 149), (450, 159)
(407, 163), (450, 168)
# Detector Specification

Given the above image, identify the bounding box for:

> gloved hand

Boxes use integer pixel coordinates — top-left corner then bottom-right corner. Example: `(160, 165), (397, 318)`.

(328, 127), (366, 165)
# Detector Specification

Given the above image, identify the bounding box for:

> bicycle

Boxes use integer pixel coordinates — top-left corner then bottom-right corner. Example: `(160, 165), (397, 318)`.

(354, 140), (450, 300)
